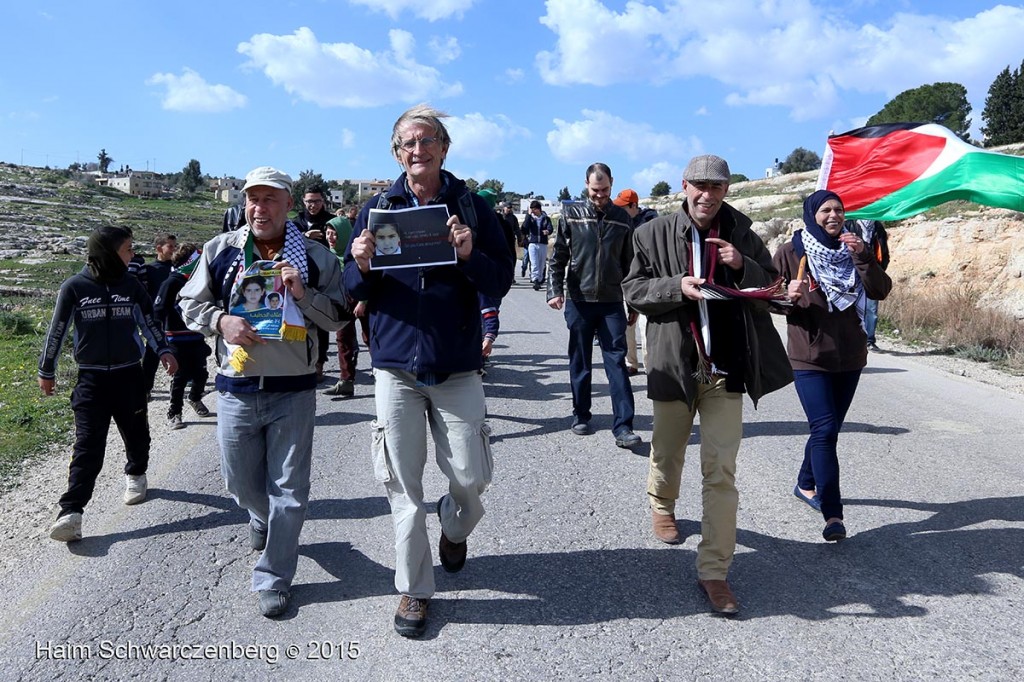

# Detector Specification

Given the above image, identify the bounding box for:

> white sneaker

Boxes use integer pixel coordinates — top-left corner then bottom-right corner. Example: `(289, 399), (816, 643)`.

(49, 513), (83, 542)
(124, 474), (148, 505)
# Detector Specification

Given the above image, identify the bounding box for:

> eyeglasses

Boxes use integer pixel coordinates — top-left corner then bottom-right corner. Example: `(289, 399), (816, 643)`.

(398, 137), (439, 151)
(304, 199), (323, 206)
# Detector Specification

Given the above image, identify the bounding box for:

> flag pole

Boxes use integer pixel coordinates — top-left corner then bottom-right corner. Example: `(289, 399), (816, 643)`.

(816, 129), (835, 190)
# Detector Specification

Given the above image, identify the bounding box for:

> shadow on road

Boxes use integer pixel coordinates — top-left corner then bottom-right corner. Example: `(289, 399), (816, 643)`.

(289, 495), (1024, 636)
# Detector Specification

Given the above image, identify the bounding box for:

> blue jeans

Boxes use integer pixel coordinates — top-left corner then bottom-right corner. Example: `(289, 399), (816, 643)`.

(217, 389), (316, 593)
(563, 299), (635, 435)
(863, 298), (879, 344)
(528, 243), (547, 284)
(792, 369), (861, 521)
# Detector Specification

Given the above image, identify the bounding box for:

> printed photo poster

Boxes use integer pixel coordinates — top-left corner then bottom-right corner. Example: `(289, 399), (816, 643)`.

(228, 260), (290, 339)
(368, 204), (457, 270)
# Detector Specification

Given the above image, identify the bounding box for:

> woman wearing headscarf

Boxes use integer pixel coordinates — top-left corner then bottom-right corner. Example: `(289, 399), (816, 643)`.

(773, 190), (892, 542)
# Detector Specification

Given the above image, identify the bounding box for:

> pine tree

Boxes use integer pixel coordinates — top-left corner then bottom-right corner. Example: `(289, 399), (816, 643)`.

(981, 66), (1019, 146)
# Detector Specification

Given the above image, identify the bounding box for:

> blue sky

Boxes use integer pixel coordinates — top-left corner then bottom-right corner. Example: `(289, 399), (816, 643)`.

(3, 1), (1022, 201)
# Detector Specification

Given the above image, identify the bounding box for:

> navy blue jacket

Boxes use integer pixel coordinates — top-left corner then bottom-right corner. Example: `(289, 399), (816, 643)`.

(343, 171), (514, 374)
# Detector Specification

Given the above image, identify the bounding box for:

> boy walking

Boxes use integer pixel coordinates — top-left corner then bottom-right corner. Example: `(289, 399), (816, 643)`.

(153, 243), (212, 429)
(39, 226), (178, 542)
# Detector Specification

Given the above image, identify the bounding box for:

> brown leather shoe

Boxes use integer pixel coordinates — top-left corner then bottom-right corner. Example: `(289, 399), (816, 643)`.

(652, 511), (681, 544)
(394, 595), (429, 637)
(699, 579), (740, 615)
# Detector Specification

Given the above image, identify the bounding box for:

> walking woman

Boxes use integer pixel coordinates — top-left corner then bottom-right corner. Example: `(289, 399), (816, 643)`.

(773, 190), (892, 542)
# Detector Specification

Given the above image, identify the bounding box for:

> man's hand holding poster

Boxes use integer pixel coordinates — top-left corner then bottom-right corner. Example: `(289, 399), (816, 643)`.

(369, 205), (457, 270)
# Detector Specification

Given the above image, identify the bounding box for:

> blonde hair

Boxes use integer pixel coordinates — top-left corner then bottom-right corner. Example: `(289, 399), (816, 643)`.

(391, 103), (452, 161)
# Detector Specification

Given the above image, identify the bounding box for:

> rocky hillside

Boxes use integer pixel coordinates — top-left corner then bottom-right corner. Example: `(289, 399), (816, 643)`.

(2, 161), (1024, 319)
(646, 170), (1024, 320)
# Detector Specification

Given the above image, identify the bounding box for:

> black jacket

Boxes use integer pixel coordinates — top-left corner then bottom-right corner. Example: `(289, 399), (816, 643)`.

(547, 201), (633, 303)
(39, 267), (171, 379)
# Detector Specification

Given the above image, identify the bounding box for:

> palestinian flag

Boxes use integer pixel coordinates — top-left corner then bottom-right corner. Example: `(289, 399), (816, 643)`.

(817, 122), (1024, 220)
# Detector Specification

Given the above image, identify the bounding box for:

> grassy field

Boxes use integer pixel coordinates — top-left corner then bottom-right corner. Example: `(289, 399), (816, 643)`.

(0, 303), (76, 484)
(0, 164), (226, 486)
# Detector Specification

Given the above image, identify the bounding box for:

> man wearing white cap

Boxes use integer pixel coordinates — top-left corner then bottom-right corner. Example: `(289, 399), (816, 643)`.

(179, 166), (350, 618)
(622, 155), (791, 615)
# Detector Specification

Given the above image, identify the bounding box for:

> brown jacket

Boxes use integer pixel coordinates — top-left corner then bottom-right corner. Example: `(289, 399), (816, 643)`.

(622, 204), (792, 407)
(773, 235), (892, 372)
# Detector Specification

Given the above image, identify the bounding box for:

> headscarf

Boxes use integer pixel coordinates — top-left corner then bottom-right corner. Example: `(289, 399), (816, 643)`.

(86, 226), (131, 283)
(794, 190), (864, 316)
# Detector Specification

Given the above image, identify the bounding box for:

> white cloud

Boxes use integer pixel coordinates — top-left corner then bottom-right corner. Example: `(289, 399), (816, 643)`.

(504, 68), (525, 83)
(694, 106), (708, 116)
(347, 0), (476, 22)
(340, 128), (356, 149)
(145, 68), (247, 113)
(445, 113), (531, 161)
(546, 109), (695, 164)
(631, 162), (684, 197)
(428, 36), (461, 64)
(238, 28), (462, 108)
(536, 0), (1024, 123)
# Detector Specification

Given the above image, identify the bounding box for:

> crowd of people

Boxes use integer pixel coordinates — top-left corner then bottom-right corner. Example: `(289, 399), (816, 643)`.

(37, 104), (892, 634)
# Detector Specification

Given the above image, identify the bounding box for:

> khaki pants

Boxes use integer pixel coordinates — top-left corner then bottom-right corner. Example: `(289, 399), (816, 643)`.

(648, 377), (742, 580)
(371, 369), (494, 599)
(626, 313), (647, 371)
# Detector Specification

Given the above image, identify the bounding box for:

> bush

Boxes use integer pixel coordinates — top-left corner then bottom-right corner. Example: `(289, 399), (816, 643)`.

(0, 310), (35, 336)
(880, 283), (1024, 372)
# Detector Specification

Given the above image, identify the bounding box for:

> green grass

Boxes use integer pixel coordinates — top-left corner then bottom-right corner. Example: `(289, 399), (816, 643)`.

(0, 302), (75, 485)
(0, 164), (227, 488)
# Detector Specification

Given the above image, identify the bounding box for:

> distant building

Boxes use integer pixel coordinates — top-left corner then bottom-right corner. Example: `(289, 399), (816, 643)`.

(217, 188), (243, 204)
(765, 158), (783, 178)
(330, 178), (393, 206)
(100, 171), (164, 198)
(210, 176), (244, 191)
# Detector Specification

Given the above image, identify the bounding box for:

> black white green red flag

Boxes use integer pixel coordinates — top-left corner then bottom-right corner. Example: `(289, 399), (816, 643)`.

(817, 123), (1024, 220)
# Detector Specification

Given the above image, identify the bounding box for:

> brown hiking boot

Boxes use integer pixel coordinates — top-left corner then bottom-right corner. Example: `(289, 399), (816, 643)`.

(652, 511), (681, 544)
(394, 595), (429, 638)
(699, 579), (740, 615)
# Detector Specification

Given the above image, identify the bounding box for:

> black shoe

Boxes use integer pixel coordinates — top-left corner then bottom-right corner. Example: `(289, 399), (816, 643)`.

(614, 430), (642, 448)
(570, 419), (592, 436)
(437, 495), (467, 573)
(823, 521), (847, 542)
(250, 522), (267, 551)
(258, 590), (289, 618)
(394, 595), (429, 638)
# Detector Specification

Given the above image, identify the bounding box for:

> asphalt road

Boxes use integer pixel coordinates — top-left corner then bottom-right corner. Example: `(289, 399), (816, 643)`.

(3, 279), (1023, 681)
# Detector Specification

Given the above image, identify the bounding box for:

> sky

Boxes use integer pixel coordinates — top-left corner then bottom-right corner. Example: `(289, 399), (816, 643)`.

(3, 1), (1024, 202)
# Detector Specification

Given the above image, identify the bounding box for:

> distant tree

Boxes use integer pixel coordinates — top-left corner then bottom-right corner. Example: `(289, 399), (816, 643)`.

(338, 180), (358, 206)
(981, 62), (1024, 147)
(97, 148), (113, 173)
(650, 181), (671, 197)
(729, 173), (749, 183)
(464, 178), (480, 192)
(292, 169), (327, 205)
(867, 82), (973, 141)
(67, 162), (82, 173)
(558, 186), (571, 201)
(178, 159), (203, 196)
(480, 178), (504, 194)
(779, 147), (822, 174)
